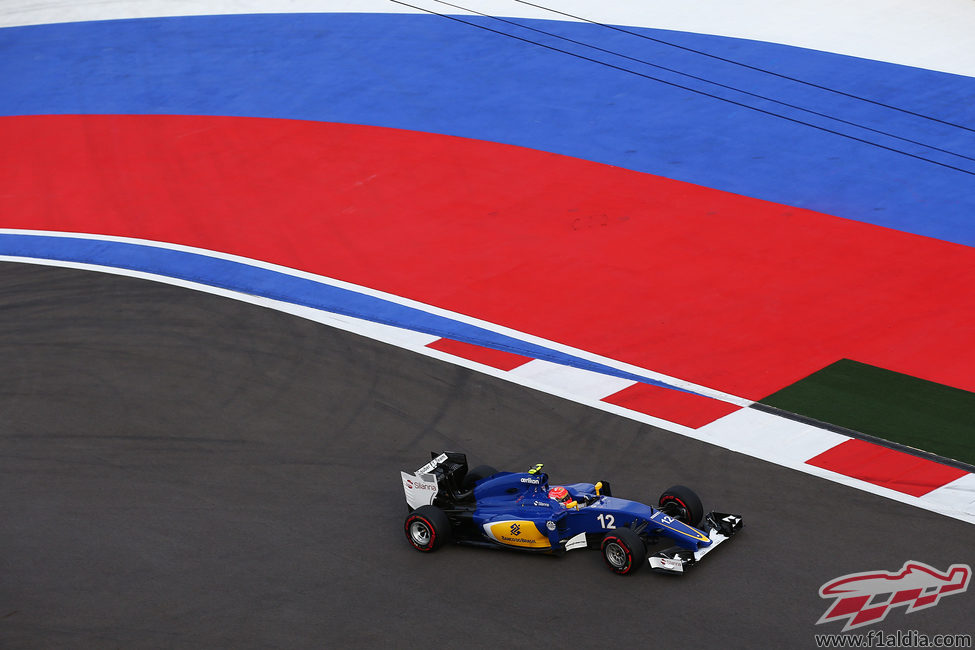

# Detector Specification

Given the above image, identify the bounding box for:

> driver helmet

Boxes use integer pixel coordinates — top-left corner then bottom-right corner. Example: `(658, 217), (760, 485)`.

(548, 486), (577, 509)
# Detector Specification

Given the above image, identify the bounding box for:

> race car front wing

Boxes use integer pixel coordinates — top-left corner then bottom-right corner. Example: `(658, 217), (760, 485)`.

(648, 512), (743, 574)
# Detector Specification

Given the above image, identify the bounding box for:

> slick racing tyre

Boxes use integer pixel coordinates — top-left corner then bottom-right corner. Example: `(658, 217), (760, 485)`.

(600, 527), (647, 575)
(405, 505), (451, 552)
(658, 485), (704, 527)
(461, 464), (498, 491)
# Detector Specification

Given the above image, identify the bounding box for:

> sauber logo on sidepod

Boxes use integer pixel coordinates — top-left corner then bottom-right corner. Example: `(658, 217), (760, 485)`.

(817, 561), (971, 631)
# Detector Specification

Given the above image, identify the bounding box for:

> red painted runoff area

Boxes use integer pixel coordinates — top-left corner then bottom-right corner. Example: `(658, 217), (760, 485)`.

(426, 338), (532, 372)
(805, 439), (968, 497)
(601, 383), (741, 429)
(4, 114), (974, 402)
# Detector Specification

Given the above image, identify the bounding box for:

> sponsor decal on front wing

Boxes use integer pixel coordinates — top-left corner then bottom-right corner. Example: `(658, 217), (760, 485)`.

(649, 557), (684, 573)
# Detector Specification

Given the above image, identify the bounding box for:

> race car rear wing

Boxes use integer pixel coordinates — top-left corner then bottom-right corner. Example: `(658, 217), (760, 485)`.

(401, 451), (469, 510)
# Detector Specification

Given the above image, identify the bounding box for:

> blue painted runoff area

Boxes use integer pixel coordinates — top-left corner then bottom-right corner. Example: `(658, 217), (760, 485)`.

(0, 233), (698, 395)
(1, 13), (974, 246)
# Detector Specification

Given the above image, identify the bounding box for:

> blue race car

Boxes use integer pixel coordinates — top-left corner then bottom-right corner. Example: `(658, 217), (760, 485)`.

(401, 451), (743, 575)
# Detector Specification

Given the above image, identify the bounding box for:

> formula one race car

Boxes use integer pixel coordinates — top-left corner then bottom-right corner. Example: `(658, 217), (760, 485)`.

(401, 451), (743, 575)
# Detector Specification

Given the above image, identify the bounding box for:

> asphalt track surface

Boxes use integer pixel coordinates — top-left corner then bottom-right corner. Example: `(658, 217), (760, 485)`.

(2, 263), (972, 648)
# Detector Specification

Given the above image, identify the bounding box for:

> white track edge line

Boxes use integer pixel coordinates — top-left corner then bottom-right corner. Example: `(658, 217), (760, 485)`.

(0, 229), (751, 406)
(4, 254), (973, 526)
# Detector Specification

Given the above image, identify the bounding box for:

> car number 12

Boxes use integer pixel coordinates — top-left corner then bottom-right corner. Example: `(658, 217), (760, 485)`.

(597, 514), (616, 529)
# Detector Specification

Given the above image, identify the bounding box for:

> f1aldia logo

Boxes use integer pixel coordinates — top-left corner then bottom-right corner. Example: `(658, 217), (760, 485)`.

(817, 561), (971, 631)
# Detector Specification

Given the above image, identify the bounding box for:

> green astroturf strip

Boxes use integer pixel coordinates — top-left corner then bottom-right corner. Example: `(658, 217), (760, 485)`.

(760, 359), (975, 466)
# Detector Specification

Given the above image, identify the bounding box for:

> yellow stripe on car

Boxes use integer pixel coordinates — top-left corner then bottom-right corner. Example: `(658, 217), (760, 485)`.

(484, 520), (552, 549)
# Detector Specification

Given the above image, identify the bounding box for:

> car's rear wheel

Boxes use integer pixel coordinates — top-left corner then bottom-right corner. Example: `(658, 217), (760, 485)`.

(600, 527), (647, 575)
(404, 505), (451, 552)
(461, 464), (498, 490)
(658, 485), (704, 527)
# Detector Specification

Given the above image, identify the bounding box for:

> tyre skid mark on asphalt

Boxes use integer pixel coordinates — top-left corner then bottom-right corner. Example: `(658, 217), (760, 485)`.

(3, 232), (973, 525)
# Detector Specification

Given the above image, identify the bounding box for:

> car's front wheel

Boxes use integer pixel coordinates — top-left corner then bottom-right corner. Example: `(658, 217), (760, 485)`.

(600, 527), (647, 575)
(404, 505), (451, 552)
(658, 485), (704, 527)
